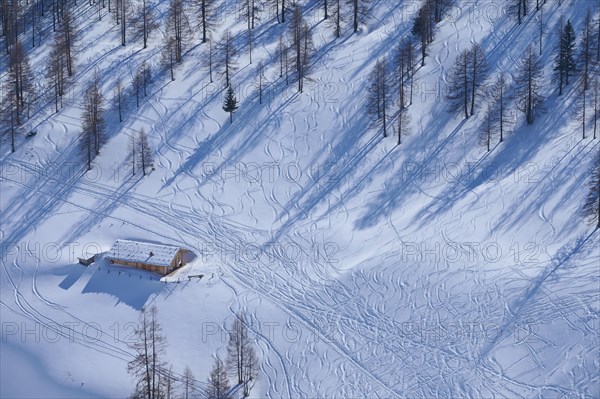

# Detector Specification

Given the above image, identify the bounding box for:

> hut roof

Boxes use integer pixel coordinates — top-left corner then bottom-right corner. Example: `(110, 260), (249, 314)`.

(105, 240), (181, 268)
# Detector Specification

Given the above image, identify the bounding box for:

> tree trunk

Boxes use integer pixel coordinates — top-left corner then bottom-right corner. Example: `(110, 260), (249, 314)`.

(470, 49), (477, 117)
(209, 40), (213, 83)
(528, 61), (533, 124)
(121, 0), (126, 46)
(336, 0), (340, 38)
(499, 84), (504, 142)
(143, 0), (147, 48)
(87, 130), (91, 170)
(10, 109), (15, 153)
(594, 82), (598, 139)
(382, 80), (387, 137)
(463, 54), (468, 119)
(353, 0), (358, 32)
(583, 87), (587, 139)
(201, 0), (207, 42)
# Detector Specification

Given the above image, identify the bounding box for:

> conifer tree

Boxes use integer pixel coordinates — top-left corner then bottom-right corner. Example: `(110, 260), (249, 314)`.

(181, 366), (196, 399)
(346, 0), (370, 33)
(367, 58), (389, 137)
(277, 34), (286, 78)
(257, 62), (264, 104)
(554, 18), (577, 95)
(204, 34), (214, 83)
(288, 4), (313, 93)
(446, 49), (470, 119)
(207, 356), (230, 399)
(61, 7), (75, 76)
(469, 43), (489, 116)
(216, 29), (238, 87)
(0, 79), (16, 153)
(488, 72), (509, 143)
(562, 19), (577, 86)
(412, 1), (434, 66)
(480, 106), (495, 152)
(133, 68), (143, 106)
(130, 132), (136, 176)
(127, 305), (170, 399)
(582, 150), (600, 228)
(516, 45), (544, 125)
(593, 79), (599, 140)
(81, 74), (104, 168)
(226, 312), (258, 393)
(165, 0), (186, 64)
(115, 77), (123, 122)
(7, 39), (34, 126)
(580, 8), (593, 91)
(508, 0), (528, 25)
(138, 0), (158, 49)
(137, 128), (153, 176)
(199, 0), (219, 43)
(446, 44), (489, 119)
(48, 35), (66, 112)
(240, 0), (259, 30)
(328, 0), (343, 38)
(397, 107), (410, 145)
(223, 85), (238, 123)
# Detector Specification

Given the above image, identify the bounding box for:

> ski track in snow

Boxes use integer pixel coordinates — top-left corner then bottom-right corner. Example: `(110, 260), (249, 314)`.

(8, 155), (596, 393)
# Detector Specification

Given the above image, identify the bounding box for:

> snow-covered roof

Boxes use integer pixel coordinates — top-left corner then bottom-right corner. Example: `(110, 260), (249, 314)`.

(105, 240), (182, 268)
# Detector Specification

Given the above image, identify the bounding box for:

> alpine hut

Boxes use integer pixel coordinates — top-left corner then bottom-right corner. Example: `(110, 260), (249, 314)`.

(105, 239), (189, 275)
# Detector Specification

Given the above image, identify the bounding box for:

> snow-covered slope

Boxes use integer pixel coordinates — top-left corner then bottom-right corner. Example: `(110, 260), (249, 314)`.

(1, 0), (599, 397)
